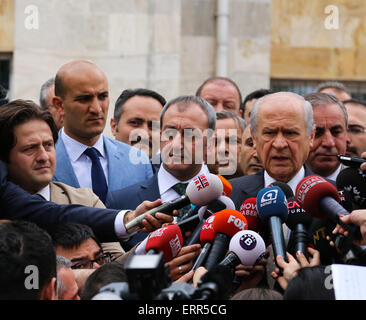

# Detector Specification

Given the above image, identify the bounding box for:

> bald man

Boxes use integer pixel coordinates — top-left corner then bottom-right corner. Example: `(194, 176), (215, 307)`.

(52, 60), (153, 204)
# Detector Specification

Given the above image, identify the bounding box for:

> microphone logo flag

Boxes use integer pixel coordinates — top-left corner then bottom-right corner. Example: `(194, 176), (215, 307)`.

(260, 189), (278, 207)
(239, 233), (257, 250)
(149, 226), (168, 239)
(227, 215), (246, 231)
(193, 174), (210, 191)
(169, 234), (182, 258)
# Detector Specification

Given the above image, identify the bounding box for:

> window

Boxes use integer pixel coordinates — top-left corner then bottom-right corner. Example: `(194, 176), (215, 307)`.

(0, 53), (11, 105)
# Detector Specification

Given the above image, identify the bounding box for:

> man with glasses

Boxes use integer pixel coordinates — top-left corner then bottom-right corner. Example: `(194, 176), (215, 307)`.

(50, 222), (112, 270)
(343, 99), (366, 157)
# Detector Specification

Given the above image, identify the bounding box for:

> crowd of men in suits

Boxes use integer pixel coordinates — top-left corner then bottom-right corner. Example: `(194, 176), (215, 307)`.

(1, 59), (366, 300)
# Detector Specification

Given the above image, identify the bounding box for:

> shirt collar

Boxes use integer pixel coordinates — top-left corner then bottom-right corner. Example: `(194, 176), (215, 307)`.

(264, 166), (305, 196)
(158, 164), (210, 195)
(37, 184), (50, 201)
(61, 128), (106, 162)
(325, 165), (342, 181)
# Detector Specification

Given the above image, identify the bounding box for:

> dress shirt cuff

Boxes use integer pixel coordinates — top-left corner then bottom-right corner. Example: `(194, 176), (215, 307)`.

(114, 210), (137, 240)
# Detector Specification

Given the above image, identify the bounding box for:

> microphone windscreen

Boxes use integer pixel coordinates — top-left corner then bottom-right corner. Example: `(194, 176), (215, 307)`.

(145, 224), (183, 262)
(212, 209), (248, 236)
(256, 186), (288, 222)
(286, 198), (313, 230)
(217, 174), (233, 196)
(336, 167), (366, 208)
(229, 230), (266, 266)
(197, 196), (235, 220)
(239, 197), (262, 232)
(269, 181), (294, 200)
(296, 175), (340, 218)
(186, 173), (223, 206)
(200, 214), (217, 244)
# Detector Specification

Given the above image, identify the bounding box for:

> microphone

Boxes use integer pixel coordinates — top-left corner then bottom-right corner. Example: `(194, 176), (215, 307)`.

(219, 230), (266, 268)
(125, 173), (223, 233)
(295, 175), (362, 254)
(185, 196), (235, 245)
(204, 209), (248, 271)
(336, 167), (366, 209)
(256, 186), (289, 263)
(269, 181), (293, 200)
(239, 198), (262, 232)
(145, 224), (183, 262)
(286, 197), (313, 257)
(192, 214), (218, 271)
(217, 174), (233, 196)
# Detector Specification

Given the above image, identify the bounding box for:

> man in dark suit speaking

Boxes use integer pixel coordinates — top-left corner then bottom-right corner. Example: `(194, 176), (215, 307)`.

(229, 92), (316, 207)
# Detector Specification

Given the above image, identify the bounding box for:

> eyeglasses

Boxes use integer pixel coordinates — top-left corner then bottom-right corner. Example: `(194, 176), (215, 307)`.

(71, 252), (112, 270)
(348, 125), (366, 135)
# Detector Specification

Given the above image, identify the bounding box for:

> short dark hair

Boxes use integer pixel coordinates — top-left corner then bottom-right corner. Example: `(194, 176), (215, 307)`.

(242, 88), (273, 114)
(195, 77), (243, 107)
(216, 110), (247, 133)
(49, 222), (102, 250)
(80, 261), (127, 300)
(113, 88), (166, 125)
(343, 98), (366, 109)
(0, 220), (56, 300)
(0, 99), (59, 163)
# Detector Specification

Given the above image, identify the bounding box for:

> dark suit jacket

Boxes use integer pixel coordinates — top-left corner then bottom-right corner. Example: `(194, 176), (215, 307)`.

(0, 161), (119, 242)
(106, 174), (161, 250)
(228, 165), (316, 210)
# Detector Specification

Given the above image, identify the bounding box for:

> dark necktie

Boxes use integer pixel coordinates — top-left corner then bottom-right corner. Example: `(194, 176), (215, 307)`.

(84, 147), (108, 204)
(172, 182), (190, 222)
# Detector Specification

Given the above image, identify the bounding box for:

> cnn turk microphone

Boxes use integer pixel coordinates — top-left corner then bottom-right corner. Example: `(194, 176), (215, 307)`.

(204, 209), (248, 271)
(145, 224), (183, 262)
(256, 186), (289, 263)
(219, 230), (266, 268)
(295, 175), (362, 254)
(125, 173), (223, 233)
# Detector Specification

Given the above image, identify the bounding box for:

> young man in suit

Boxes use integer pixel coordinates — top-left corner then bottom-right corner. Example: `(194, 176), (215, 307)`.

(52, 60), (153, 204)
(0, 100), (174, 245)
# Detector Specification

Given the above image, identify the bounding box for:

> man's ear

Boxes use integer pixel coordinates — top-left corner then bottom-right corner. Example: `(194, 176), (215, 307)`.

(52, 96), (65, 117)
(110, 118), (117, 137)
(40, 277), (57, 300)
(309, 126), (315, 149)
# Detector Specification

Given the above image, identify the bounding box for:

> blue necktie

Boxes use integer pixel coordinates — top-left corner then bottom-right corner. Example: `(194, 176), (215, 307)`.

(84, 147), (108, 204)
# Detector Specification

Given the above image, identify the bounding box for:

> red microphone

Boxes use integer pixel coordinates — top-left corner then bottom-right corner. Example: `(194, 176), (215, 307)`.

(204, 209), (248, 270)
(295, 175), (362, 253)
(239, 198), (262, 232)
(145, 224), (183, 262)
(192, 214), (218, 270)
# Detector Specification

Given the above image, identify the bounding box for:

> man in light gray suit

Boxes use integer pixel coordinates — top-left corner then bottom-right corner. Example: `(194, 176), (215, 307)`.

(52, 60), (153, 204)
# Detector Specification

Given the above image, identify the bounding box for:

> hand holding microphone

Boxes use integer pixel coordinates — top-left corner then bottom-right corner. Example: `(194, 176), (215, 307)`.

(125, 173), (223, 234)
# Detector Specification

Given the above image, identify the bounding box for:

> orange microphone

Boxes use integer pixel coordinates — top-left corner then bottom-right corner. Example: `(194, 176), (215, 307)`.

(217, 174), (233, 197)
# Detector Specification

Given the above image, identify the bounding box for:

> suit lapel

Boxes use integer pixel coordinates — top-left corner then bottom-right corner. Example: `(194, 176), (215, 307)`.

(137, 174), (160, 203)
(54, 137), (80, 187)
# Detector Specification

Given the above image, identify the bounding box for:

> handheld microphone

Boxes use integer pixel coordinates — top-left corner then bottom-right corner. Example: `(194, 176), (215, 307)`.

(185, 196), (235, 245)
(239, 198), (262, 232)
(286, 197), (313, 257)
(145, 224), (183, 262)
(269, 181), (293, 200)
(295, 175), (362, 254)
(336, 167), (366, 209)
(219, 230), (266, 268)
(256, 186), (289, 263)
(125, 173), (223, 233)
(217, 175), (233, 196)
(192, 214), (218, 270)
(204, 209), (248, 271)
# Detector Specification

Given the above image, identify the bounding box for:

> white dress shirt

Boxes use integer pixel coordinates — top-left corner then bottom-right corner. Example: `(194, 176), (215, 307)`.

(61, 128), (109, 188)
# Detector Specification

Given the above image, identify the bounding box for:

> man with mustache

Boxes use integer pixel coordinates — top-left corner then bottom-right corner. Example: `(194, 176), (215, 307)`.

(52, 60), (153, 204)
(305, 92), (349, 180)
(343, 99), (366, 157)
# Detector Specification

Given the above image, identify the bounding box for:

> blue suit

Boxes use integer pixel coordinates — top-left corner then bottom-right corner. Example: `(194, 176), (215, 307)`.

(54, 135), (153, 195)
(106, 174), (160, 250)
(0, 161), (119, 242)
